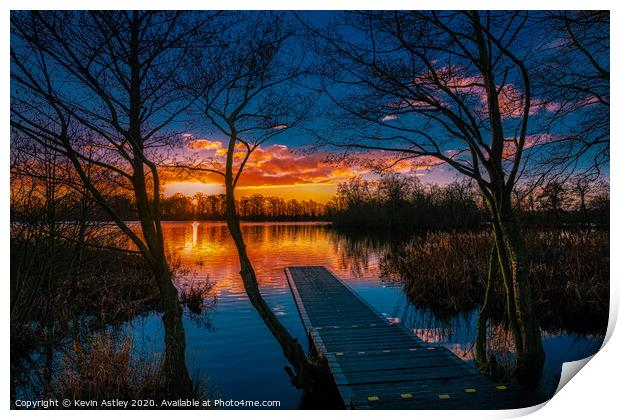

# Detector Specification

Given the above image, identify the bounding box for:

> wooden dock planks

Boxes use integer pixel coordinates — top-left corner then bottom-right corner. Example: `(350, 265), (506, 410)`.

(285, 266), (543, 410)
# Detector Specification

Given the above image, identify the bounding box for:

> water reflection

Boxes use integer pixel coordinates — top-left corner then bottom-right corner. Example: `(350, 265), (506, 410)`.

(192, 221), (198, 247)
(124, 222), (603, 407)
(164, 221), (383, 294)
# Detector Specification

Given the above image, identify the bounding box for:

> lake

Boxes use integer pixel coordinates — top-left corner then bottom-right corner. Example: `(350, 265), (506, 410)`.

(123, 221), (603, 408)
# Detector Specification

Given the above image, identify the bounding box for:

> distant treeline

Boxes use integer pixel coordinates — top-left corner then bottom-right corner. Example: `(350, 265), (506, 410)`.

(11, 174), (609, 227)
(11, 191), (328, 222)
(161, 193), (328, 221)
(326, 174), (610, 230)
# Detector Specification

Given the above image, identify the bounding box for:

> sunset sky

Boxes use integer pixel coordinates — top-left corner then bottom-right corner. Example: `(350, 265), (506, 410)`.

(157, 11), (467, 203)
(9, 11), (608, 205)
(149, 10), (608, 203)
(162, 136), (455, 202)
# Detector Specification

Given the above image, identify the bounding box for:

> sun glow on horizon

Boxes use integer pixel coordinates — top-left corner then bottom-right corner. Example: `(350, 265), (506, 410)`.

(163, 182), (225, 197)
(163, 131), (457, 203)
(163, 181), (339, 203)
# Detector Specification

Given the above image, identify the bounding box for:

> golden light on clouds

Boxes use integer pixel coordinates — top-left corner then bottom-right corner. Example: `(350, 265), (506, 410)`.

(163, 181), (338, 202)
(236, 184), (338, 202)
(164, 182), (225, 197)
(162, 135), (442, 201)
(186, 139), (224, 150)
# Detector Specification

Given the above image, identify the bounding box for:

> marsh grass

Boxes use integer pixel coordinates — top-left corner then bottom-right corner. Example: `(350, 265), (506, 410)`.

(47, 332), (211, 404)
(11, 239), (160, 326)
(178, 277), (216, 315)
(381, 229), (609, 333)
(10, 239), (160, 377)
(51, 333), (164, 401)
(527, 230), (609, 332)
(381, 231), (488, 319)
(11, 239), (217, 402)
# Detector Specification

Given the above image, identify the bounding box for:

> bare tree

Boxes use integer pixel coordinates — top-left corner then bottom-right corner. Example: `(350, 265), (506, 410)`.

(305, 11), (549, 387)
(572, 176), (592, 226)
(535, 11), (609, 177)
(569, 174), (611, 227)
(11, 11), (220, 395)
(537, 180), (567, 222)
(174, 12), (315, 385)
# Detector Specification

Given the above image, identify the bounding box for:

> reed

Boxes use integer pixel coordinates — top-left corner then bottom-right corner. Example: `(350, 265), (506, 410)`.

(178, 277), (216, 315)
(381, 231), (487, 319)
(51, 333), (164, 401)
(381, 229), (609, 333)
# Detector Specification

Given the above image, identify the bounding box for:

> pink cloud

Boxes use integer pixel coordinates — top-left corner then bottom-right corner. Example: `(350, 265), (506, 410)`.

(397, 66), (560, 119)
(502, 133), (558, 159)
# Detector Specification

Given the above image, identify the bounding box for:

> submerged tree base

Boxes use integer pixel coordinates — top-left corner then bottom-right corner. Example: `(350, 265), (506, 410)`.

(296, 354), (344, 409)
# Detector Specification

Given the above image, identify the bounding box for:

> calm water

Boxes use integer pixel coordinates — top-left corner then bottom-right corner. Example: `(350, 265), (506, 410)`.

(123, 221), (603, 408)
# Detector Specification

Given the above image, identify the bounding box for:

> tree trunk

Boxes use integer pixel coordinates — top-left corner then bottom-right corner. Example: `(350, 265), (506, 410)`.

(579, 192), (588, 228)
(497, 210), (545, 389)
(224, 191), (310, 385)
(484, 200), (545, 389)
(155, 262), (194, 397)
(475, 243), (498, 369)
(133, 169), (193, 396)
(491, 218), (524, 361)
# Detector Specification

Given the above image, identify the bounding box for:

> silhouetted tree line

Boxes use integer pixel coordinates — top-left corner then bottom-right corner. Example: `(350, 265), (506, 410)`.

(12, 172), (609, 228)
(513, 177), (610, 228)
(327, 173), (610, 230)
(162, 193), (327, 221)
(327, 175), (484, 229)
(11, 187), (328, 222)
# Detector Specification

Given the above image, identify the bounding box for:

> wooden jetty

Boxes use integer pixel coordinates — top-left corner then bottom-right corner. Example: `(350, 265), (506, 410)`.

(285, 266), (542, 410)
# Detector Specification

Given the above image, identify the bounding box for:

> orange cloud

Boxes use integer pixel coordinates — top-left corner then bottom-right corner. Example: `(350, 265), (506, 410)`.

(187, 139), (224, 150)
(162, 134), (450, 200)
(165, 139), (368, 188)
(234, 145), (360, 187)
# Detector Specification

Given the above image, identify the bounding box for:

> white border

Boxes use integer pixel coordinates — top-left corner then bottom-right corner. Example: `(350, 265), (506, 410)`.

(1, 1), (618, 11)
(3, 1), (618, 419)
